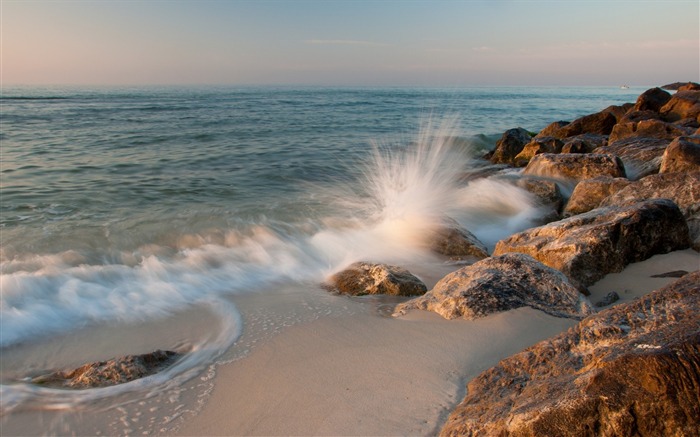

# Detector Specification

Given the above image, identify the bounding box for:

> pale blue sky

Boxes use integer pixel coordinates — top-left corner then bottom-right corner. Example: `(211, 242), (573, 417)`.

(3, 0), (699, 86)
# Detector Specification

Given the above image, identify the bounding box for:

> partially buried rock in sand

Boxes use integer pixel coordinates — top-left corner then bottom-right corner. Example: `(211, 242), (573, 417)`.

(31, 350), (180, 389)
(394, 253), (593, 320)
(441, 271), (700, 437)
(327, 262), (427, 296)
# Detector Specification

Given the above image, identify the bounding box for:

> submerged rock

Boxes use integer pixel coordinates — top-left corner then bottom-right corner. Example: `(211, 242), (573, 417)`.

(393, 253), (593, 320)
(327, 262), (427, 296)
(441, 272), (700, 437)
(31, 350), (181, 389)
(494, 199), (690, 286)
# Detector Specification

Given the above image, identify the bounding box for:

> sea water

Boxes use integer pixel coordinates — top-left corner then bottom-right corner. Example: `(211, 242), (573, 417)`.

(0, 85), (643, 427)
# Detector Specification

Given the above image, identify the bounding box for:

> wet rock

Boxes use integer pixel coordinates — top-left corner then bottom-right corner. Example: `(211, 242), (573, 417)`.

(393, 253), (593, 321)
(632, 87), (672, 112)
(513, 137), (564, 167)
(601, 171), (700, 250)
(608, 119), (694, 143)
(490, 127), (533, 165)
(515, 177), (564, 211)
(441, 272), (700, 437)
(31, 350), (181, 389)
(427, 218), (489, 260)
(659, 136), (700, 174)
(494, 199), (690, 286)
(594, 137), (670, 179)
(327, 262), (427, 296)
(594, 291), (620, 307)
(561, 133), (607, 154)
(563, 176), (631, 217)
(523, 153), (626, 182)
(660, 90), (700, 122)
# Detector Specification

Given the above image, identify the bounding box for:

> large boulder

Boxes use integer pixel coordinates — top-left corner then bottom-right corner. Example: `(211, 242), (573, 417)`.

(618, 109), (662, 125)
(659, 136), (700, 174)
(535, 120), (569, 139)
(601, 171), (700, 250)
(594, 137), (670, 179)
(31, 350), (180, 389)
(523, 153), (626, 182)
(561, 133), (607, 154)
(563, 176), (631, 217)
(441, 272), (700, 437)
(608, 119), (694, 143)
(393, 253), (593, 321)
(603, 103), (634, 122)
(427, 218), (489, 260)
(513, 137), (564, 167)
(490, 128), (533, 165)
(632, 87), (672, 112)
(555, 110), (618, 138)
(660, 90), (700, 122)
(493, 199), (690, 286)
(326, 262), (427, 296)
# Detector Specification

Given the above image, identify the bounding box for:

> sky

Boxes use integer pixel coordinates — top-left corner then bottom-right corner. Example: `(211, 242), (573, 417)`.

(2, 0), (699, 87)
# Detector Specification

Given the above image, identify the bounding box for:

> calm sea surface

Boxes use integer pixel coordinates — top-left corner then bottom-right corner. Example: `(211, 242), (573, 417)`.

(1, 85), (643, 418)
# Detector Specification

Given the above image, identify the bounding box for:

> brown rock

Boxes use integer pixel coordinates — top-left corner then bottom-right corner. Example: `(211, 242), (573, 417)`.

(441, 272), (700, 437)
(603, 103), (634, 122)
(563, 176), (631, 217)
(556, 110), (617, 138)
(633, 87), (672, 112)
(660, 90), (700, 122)
(594, 137), (670, 179)
(561, 133), (607, 154)
(393, 253), (593, 320)
(428, 218), (489, 260)
(493, 199), (691, 286)
(659, 136), (700, 174)
(31, 350), (180, 389)
(513, 137), (564, 167)
(490, 128), (533, 165)
(661, 81), (700, 91)
(515, 177), (565, 213)
(523, 153), (626, 182)
(535, 120), (569, 139)
(618, 109), (662, 125)
(608, 119), (694, 143)
(327, 262), (427, 296)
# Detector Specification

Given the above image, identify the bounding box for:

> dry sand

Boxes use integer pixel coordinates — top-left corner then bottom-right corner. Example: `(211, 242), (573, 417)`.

(175, 249), (699, 436)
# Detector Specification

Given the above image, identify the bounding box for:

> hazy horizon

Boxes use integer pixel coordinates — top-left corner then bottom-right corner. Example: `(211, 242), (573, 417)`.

(2, 0), (699, 87)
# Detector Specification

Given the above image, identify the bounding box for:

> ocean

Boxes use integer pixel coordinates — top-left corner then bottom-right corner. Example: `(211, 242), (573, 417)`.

(0, 85), (643, 430)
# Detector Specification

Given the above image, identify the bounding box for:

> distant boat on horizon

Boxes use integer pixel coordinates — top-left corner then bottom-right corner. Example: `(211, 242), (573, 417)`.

(620, 85), (630, 89)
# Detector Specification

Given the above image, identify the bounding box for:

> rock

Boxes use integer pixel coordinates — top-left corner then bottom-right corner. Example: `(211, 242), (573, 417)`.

(31, 350), (180, 389)
(650, 270), (688, 278)
(493, 199), (691, 286)
(523, 153), (626, 182)
(563, 176), (631, 217)
(633, 87), (672, 112)
(661, 81), (700, 90)
(618, 109), (662, 125)
(603, 103), (634, 122)
(535, 120), (569, 139)
(678, 82), (700, 91)
(608, 119), (694, 143)
(594, 137), (670, 179)
(490, 128), (533, 165)
(660, 90), (700, 122)
(427, 218), (489, 260)
(555, 110), (618, 138)
(659, 136), (700, 173)
(393, 253), (593, 321)
(513, 137), (564, 167)
(441, 272), (700, 437)
(594, 291), (620, 307)
(601, 171), (700, 251)
(326, 262), (427, 296)
(514, 177), (565, 213)
(561, 133), (607, 154)
(458, 164), (510, 183)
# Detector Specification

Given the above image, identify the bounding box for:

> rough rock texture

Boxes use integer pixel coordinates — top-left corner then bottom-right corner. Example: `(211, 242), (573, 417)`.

(428, 218), (489, 260)
(608, 119), (694, 143)
(523, 153), (626, 182)
(561, 134), (607, 154)
(594, 291), (620, 308)
(618, 109), (662, 125)
(660, 90), (700, 122)
(31, 350), (180, 389)
(601, 171), (700, 251)
(393, 253), (593, 321)
(661, 81), (700, 91)
(514, 137), (564, 167)
(490, 128), (533, 165)
(659, 136), (700, 174)
(327, 262), (427, 296)
(441, 272), (700, 437)
(493, 199), (691, 286)
(563, 176), (631, 217)
(515, 177), (564, 213)
(555, 110), (618, 138)
(603, 103), (634, 122)
(535, 120), (569, 139)
(594, 137), (670, 179)
(632, 87), (672, 112)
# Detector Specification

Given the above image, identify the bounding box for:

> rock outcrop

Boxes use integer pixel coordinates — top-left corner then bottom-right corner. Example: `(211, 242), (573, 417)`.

(394, 253), (593, 320)
(493, 199), (690, 286)
(326, 262), (427, 296)
(31, 350), (180, 389)
(563, 176), (631, 217)
(523, 153), (626, 182)
(440, 272), (700, 437)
